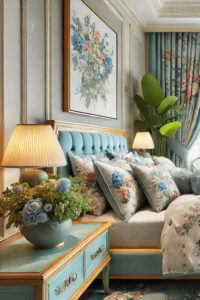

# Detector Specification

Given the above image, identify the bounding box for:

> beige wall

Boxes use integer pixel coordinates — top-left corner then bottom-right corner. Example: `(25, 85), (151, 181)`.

(0, 0), (145, 237)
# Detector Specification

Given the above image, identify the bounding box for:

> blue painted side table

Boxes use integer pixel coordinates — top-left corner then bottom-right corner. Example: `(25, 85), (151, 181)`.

(0, 222), (111, 300)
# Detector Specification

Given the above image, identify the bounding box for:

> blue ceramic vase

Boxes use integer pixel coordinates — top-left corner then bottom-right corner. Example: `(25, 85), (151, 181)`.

(20, 219), (72, 248)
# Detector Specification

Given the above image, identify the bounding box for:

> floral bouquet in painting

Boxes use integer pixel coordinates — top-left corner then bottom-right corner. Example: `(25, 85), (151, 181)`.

(71, 12), (114, 108)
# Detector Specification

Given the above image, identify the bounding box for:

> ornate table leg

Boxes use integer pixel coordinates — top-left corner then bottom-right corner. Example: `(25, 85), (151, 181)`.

(102, 263), (111, 294)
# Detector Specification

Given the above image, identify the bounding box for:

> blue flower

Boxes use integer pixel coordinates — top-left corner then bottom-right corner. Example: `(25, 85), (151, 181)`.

(151, 171), (158, 176)
(84, 15), (90, 25)
(56, 178), (71, 194)
(36, 212), (49, 224)
(22, 214), (37, 227)
(112, 171), (124, 189)
(72, 34), (84, 53)
(158, 181), (168, 190)
(103, 57), (113, 74)
(43, 203), (53, 213)
(23, 199), (42, 216)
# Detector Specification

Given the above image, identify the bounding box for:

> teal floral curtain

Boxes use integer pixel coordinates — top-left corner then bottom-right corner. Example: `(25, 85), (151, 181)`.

(150, 33), (200, 167)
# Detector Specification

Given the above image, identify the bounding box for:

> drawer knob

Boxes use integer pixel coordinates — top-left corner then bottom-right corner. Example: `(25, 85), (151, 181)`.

(54, 273), (78, 295)
(91, 244), (105, 260)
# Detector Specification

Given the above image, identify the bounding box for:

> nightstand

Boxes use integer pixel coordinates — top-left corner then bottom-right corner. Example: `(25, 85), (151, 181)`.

(0, 222), (111, 300)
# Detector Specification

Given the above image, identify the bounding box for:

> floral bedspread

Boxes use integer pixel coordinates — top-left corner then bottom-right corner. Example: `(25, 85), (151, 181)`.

(161, 195), (200, 276)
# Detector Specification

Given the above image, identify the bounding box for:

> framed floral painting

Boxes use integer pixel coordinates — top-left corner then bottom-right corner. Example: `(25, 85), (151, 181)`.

(64, 0), (117, 119)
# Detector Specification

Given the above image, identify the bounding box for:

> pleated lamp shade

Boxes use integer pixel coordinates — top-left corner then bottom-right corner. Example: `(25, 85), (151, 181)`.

(132, 132), (155, 150)
(1, 124), (67, 168)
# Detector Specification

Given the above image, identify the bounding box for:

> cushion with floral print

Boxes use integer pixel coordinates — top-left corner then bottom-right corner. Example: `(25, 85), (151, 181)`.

(93, 159), (146, 221)
(131, 164), (180, 212)
(153, 156), (177, 173)
(161, 195), (200, 275)
(68, 151), (109, 216)
(106, 150), (155, 167)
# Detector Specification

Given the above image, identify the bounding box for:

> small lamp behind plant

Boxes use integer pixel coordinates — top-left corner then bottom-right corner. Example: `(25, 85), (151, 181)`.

(1, 124), (67, 187)
(132, 132), (155, 153)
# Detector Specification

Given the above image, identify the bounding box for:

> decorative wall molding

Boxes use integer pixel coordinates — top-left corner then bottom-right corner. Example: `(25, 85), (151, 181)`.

(146, 24), (200, 32)
(103, 0), (124, 22)
(158, 2), (200, 18)
(21, 0), (27, 124)
(107, 0), (146, 34)
(0, 0), (4, 193)
(147, 0), (163, 17)
(45, 0), (52, 121)
(130, 25), (145, 143)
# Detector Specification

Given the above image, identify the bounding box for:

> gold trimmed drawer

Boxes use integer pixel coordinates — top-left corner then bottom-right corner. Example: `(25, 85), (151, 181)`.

(85, 230), (108, 279)
(47, 253), (84, 300)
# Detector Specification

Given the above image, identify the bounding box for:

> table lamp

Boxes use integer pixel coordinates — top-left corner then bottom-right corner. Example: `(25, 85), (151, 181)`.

(1, 124), (67, 187)
(132, 131), (155, 152)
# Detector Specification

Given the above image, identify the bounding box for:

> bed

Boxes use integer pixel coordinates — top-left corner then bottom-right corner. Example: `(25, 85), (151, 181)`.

(47, 120), (200, 279)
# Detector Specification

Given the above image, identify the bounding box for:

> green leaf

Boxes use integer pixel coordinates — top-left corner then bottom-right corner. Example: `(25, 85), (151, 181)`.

(164, 114), (183, 123)
(134, 120), (149, 131)
(157, 96), (178, 115)
(168, 105), (182, 112)
(160, 121), (181, 137)
(146, 115), (162, 129)
(141, 73), (164, 106)
(134, 95), (153, 120)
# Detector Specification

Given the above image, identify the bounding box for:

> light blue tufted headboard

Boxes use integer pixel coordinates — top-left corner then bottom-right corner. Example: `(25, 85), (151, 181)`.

(47, 120), (128, 177)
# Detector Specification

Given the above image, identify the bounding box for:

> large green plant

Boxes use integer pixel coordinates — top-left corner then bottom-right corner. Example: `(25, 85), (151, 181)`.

(134, 73), (182, 156)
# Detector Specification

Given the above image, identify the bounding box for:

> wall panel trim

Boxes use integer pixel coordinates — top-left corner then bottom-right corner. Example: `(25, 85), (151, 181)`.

(0, 0), (4, 192)
(45, 0), (52, 120)
(21, 0), (27, 124)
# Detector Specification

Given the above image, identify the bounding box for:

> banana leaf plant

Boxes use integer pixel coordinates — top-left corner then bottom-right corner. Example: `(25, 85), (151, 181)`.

(133, 73), (182, 156)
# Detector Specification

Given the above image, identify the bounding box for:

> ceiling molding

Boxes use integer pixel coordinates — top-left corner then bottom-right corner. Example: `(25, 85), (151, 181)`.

(147, 0), (163, 17)
(128, 0), (200, 28)
(107, 0), (146, 32)
(158, 2), (200, 18)
(146, 23), (200, 32)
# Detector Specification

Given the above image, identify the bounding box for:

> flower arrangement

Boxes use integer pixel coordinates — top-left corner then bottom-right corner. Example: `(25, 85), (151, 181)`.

(71, 11), (114, 108)
(0, 175), (91, 229)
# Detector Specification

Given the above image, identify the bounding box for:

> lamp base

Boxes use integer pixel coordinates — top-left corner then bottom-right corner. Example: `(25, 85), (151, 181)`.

(19, 169), (48, 187)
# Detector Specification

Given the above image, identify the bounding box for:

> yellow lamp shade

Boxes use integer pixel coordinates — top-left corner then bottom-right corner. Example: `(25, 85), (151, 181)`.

(1, 124), (67, 168)
(132, 132), (155, 150)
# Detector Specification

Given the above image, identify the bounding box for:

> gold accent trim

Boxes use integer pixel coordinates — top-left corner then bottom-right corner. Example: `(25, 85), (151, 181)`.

(46, 120), (127, 175)
(64, 0), (118, 120)
(47, 120), (127, 137)
(110, 248), (162, 253)
(0, 232), (22, 248)
(70, 255), (111, 300)
(0, 222), (112, 300)
(0, 222), (111, 281)
(34, 241), (64, 250)
(45, 0), (52, 120)
(41, 222), (111, 280)
(21, 0), (27, 124)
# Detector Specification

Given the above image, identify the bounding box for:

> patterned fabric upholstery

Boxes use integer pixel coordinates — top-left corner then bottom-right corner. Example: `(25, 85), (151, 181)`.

(57, 131), (128, 177)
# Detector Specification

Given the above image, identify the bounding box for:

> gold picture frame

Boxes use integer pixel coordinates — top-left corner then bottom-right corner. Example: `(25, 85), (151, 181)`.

(64, 0), (117, 119)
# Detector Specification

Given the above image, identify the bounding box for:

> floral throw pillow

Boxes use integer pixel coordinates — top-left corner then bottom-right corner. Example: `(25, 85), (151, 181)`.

(93, 159), (145, 221)
(106, 150), (155, 167)
(68, 151), (108, 216)
(153, 156), (177, 173)
(131, 164), (180, 212)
